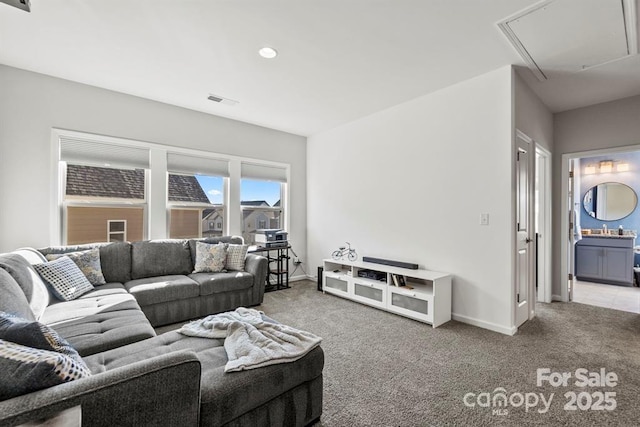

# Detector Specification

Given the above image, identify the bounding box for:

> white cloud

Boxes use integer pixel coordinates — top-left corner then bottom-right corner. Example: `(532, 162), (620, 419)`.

(208, 189), (222, 196)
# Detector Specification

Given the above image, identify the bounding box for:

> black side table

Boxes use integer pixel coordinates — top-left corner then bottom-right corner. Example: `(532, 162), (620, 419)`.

(249, 245), (290, 292)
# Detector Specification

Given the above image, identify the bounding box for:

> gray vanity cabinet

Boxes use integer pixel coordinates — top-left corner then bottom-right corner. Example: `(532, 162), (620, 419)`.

(575, 236), (634, 286)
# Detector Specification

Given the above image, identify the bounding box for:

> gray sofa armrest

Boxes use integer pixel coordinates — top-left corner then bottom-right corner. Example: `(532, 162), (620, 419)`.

(0, 351), (201, 427)
(245, 254), (268, 304)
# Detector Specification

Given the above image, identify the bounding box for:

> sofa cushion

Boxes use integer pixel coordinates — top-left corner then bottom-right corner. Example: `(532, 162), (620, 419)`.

(193, 242), (228, 273)
(0, 339), (91, 401)
(40, 286), (138, 325)
(188, 236), (243, 264)
(45, 248), (106, 285)
(47, 309), (156, 357)
(188, 272), (254, 295)
(39, 242), (133, 283)
(0, 268), (35, 321)
(131, 240), (192, 279)
(83, 330), (324, 426)
(225, 244), (249, 271)
(0, 253), (50, 320)
(125, 275), (200, 306)
(34, 257), (95, 301)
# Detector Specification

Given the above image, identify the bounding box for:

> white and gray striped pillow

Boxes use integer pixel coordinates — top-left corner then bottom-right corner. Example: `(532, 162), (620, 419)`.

(225, 244), (249, 271)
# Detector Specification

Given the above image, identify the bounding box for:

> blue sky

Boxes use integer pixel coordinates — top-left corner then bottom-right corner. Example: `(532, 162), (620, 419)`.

(195, 176), (280, 206)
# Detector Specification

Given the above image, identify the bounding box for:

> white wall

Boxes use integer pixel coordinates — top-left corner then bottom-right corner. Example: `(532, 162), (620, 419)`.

(552, 94), (640, 297)
(0, 65), (307, 261)
(514, 69), (553, 152)
(307, 66), (515, 334)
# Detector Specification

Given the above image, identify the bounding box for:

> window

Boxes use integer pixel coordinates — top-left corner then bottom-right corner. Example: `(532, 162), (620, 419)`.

(59, 137), (150, 245)
(167, 153), (229, 239)
(63, 164), (146, 245)
(108, 220), (127, 242)
(55, 130), (288, 245)
(240, 177), (284, 244)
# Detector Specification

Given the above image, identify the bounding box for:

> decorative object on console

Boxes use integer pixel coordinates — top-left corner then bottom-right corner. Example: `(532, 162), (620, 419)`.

(362, 256), (419, 270)
(331, 242), (357, 261)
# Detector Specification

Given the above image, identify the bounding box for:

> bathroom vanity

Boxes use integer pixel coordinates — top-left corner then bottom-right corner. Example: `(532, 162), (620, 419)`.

(575, 235), (635, 286)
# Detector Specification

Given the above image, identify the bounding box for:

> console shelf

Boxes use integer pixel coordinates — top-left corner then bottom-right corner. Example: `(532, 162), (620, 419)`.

(322, 259), (452, 327)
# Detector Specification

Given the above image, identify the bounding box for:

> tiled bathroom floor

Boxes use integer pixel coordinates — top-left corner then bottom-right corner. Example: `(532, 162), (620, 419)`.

(573, 280), (640, 313)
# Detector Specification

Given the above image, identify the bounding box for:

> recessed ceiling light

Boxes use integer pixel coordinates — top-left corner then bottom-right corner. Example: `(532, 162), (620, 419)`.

(258, 47), (278, 59)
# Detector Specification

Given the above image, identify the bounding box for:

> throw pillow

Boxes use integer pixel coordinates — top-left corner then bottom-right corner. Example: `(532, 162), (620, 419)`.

(0, 312), (87, 367)
(0, 339), (91, 401)
(193, 242), (228, 273)
(33, 256), (94, 301)
(225, 244), (249, 271)
(45, 248), (107, 286)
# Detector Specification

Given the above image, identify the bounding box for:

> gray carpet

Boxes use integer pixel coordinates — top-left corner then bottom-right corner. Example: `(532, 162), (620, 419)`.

(156, 280), (640, 426)
(257, 280), (640, 426)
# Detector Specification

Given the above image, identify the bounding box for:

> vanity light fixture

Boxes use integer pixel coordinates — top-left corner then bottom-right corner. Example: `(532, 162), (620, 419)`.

(617, 162), (630, 172)
(599, 161), (613, 173)
(584, 164), (596, 174)
(258, 47), (278, 59)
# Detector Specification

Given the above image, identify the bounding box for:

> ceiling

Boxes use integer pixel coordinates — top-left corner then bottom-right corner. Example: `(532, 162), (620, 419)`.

(1, 0), (639, 136)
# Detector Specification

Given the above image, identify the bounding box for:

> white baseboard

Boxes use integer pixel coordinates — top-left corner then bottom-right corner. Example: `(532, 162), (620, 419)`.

(551, 294), (564, 302)
(289, 274), (311, 282)
(452, 313), (517, 336)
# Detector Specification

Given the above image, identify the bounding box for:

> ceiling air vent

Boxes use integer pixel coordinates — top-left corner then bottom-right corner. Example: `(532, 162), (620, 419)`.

(497, 0), (638, 81)
(207, 94), (239, 107)
(0, 0), (30, 12)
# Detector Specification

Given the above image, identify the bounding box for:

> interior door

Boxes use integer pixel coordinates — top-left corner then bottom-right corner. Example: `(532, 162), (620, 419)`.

(515, 132), (534, 327)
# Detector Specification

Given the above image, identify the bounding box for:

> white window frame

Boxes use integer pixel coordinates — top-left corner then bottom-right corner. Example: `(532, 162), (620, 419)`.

(107, 220), (127, 242)
(51, 128), (290, 245)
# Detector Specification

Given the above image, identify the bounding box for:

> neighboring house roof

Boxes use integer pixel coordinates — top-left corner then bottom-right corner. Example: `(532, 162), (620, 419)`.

(66, 165), (145, 199)
(241, 200), (270, 207)
(66, 165), (209, 203)
(203, 208), (223, 220)
(167, 174), (210, 203)
(273, 200), (280, 207)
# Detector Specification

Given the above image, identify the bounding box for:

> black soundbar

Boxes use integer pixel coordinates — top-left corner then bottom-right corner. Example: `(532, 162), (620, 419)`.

(362, 257), (419, 270)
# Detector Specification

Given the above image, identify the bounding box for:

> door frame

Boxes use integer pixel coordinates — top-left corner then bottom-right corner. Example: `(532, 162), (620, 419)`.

(515, 129), (535, 326)
(560, 144), (640, 302)
(535, 145), (552, 303)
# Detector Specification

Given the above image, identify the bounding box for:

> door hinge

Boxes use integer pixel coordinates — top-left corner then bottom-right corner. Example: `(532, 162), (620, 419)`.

(568, 273), (573, 281)
(569, 171), (574, 178)
(517, 293), (520, 303)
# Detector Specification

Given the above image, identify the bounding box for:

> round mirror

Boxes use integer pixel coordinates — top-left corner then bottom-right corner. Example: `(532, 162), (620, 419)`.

(583, 182), (637, 221)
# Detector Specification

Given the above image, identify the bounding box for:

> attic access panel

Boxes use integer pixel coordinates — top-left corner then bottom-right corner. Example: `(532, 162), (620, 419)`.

(499, 0), (637, 80)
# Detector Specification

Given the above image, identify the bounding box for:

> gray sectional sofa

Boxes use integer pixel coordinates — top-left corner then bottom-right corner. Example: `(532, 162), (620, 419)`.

(0, 236), (324, 426)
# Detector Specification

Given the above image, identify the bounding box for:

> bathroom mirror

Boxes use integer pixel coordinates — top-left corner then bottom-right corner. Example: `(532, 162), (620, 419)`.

(583, 182), (637, 221)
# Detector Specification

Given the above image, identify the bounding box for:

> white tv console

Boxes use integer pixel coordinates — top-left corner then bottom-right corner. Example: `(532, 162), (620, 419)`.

(322, 258), (452, 327)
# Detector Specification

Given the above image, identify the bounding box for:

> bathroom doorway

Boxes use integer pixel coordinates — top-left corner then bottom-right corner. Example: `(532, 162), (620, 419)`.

(562, 146), (640, 314)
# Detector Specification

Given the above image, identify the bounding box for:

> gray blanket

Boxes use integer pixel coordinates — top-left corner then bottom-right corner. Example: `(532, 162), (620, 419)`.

(178, 308), (322, 372)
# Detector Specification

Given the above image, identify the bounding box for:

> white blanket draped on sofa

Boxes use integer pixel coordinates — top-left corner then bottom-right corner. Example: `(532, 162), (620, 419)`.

(178, 307), (322, 372)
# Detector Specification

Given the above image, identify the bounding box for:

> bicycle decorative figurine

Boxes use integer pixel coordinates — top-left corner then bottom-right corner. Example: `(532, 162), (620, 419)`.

(332, 242), (357, 261)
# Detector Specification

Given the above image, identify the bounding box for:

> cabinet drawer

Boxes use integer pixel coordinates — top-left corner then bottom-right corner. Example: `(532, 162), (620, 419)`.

(352, 280), (386, 309)
(388, 288), (433, 323)
(323, 273), (350, 295)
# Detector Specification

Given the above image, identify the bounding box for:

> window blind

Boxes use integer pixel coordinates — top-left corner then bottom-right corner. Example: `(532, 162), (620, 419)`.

(167, 153), (230, 177)
(60, 137), (150, 169)
(241, 162), (287, 182)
